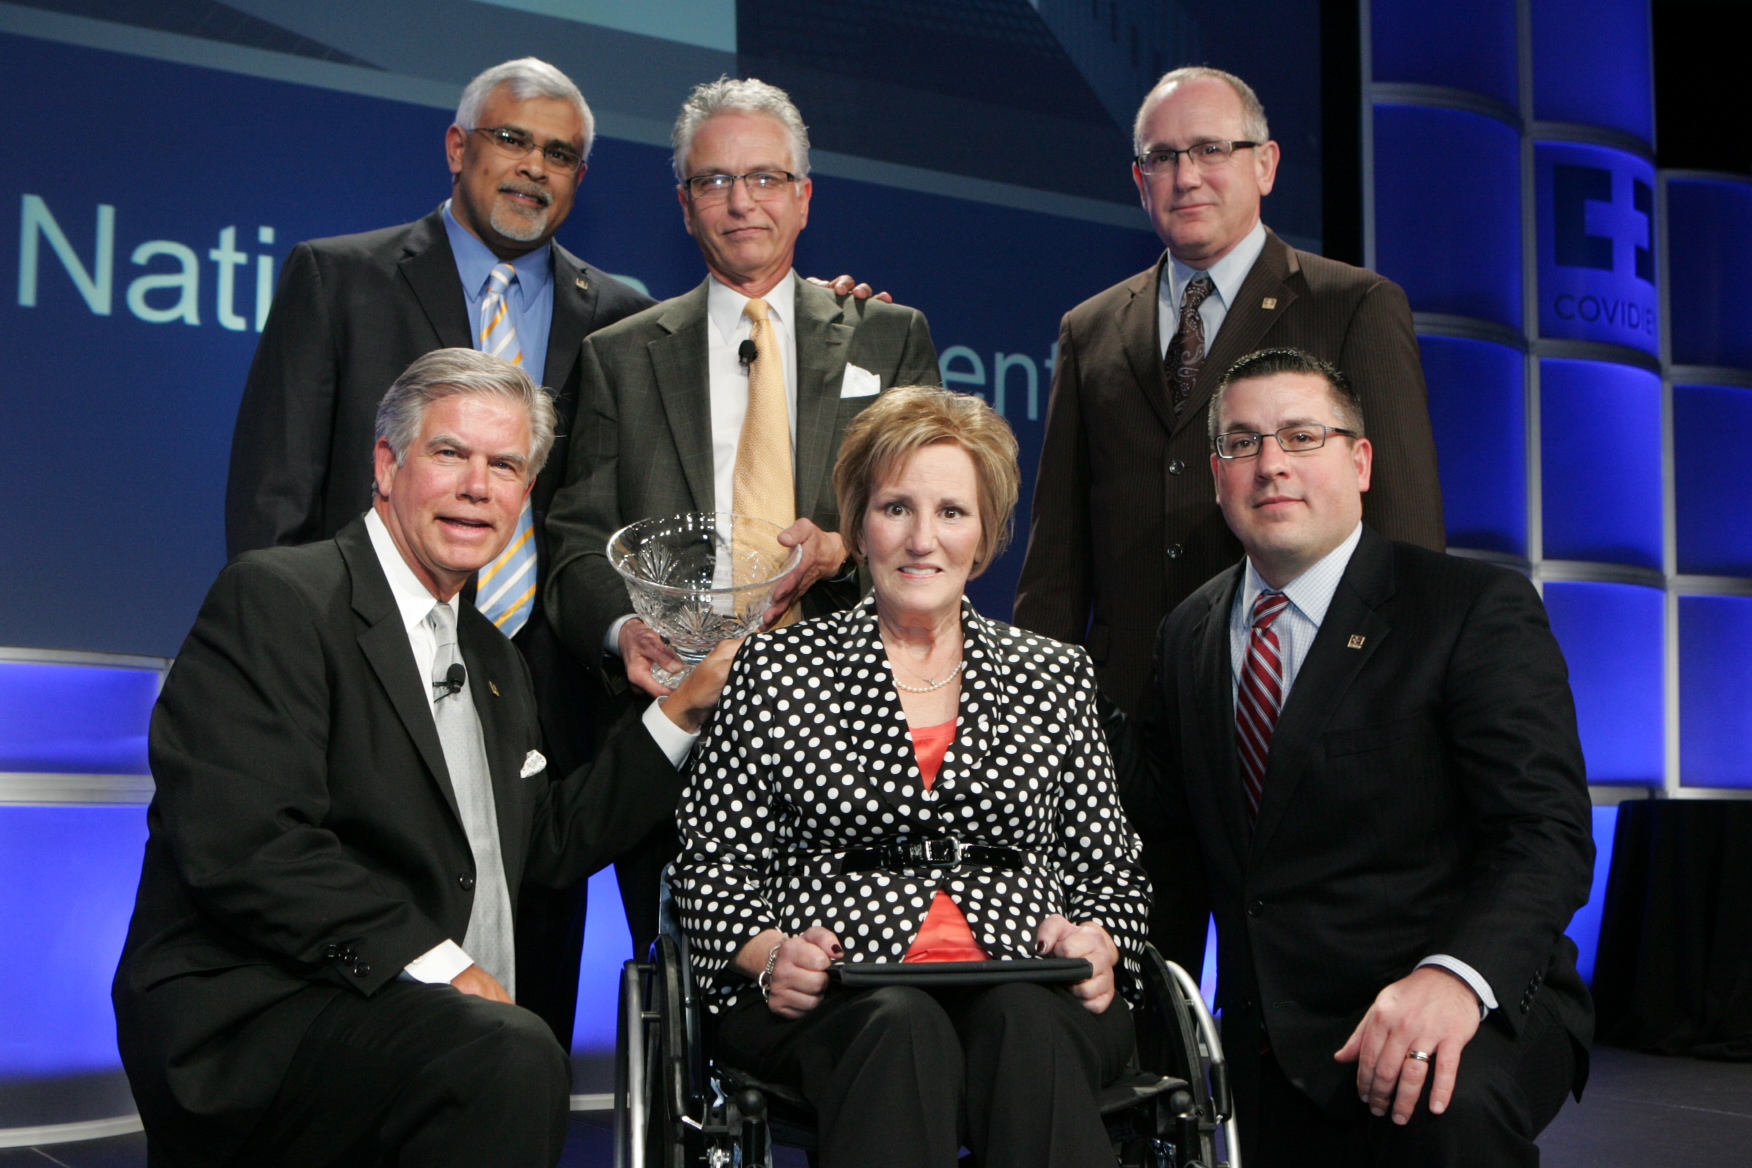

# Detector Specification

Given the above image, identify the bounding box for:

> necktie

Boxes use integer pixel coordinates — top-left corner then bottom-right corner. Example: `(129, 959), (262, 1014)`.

(427, 603), (516, 995)
(734, 298), (799, 627)
(474, 262), (537, 637)
(1165, 275), (1216, 414)
(1236, 590), (1292, 823)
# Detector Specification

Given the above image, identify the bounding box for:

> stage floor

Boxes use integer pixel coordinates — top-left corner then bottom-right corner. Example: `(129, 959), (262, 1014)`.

(5, 1045), (1749, 1167)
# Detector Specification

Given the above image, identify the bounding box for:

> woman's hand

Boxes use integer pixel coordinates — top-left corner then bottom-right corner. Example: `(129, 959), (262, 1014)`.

(734, 927), (844, 1019)
(1036, 915), (1121, 1014)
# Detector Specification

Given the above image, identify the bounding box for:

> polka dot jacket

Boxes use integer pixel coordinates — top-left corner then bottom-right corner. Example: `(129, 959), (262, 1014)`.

(673, 595), (1152, 1013)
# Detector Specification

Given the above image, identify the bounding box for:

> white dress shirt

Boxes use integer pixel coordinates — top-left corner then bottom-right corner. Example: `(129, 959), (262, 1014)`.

(364, 510), (698, 986)
(1227, 522), (1499, 1016)
(1159, 219), (1269, 359)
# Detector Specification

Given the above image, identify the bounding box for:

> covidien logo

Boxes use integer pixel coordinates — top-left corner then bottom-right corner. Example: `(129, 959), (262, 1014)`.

(1538, 145), (1658, 355)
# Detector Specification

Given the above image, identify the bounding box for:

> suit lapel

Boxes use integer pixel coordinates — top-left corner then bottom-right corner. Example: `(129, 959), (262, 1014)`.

(1192, 566), (1251, 867)
(1251, 529), (1395, 859)
(1119, 256), (1178, 435)
(1173, 230), (1300, 438)
(340, 522), (462, 824)
(791, 278), (855, 520)
(544, 245), (599, 394)
(647, 281), (716, 511)
(934, 601), (995, 803)
(398, 208), (474, 351)
(834, 600), (918, 814)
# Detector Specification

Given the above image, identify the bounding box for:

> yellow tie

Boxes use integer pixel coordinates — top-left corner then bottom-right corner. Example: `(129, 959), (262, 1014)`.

(734, 298), (799, 626)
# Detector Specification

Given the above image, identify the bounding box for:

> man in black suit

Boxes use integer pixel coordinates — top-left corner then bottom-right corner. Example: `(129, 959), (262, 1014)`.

(117, 350), (732, 1167)
(1121, 349), (1593, 1166)
(223, 56), (654, 1041)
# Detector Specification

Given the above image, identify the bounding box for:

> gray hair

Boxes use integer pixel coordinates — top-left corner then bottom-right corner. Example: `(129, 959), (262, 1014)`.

(671, 76), (810, 181)
(456, 57), (595, 161)
(1134, 66), (1270, 155)
(374, 348), (558, 493)
(1208, 348), (1366, 445)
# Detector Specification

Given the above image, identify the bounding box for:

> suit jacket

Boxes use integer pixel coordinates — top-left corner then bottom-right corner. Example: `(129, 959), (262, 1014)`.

(111, 518), (684, 1164)
(673, 597), (1151, 1014)
(544, 275), (941, 670)
(1014, 230), (1447, 715)
(1121, 526), (1594, 1115)
(225, 204), (654, 564)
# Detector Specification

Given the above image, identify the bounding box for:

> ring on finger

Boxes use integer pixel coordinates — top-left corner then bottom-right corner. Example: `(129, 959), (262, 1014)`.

(1405, 1049), (1432, 1063)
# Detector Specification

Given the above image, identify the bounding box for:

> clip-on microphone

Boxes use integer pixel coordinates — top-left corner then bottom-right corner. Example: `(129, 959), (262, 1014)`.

(738, 338), (758, 367)
(434, 662), (466, 698)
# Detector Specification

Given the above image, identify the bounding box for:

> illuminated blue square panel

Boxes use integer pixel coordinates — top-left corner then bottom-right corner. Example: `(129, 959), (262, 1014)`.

(1674, 383), (1752, 577)
(1666, 179), (1752, 371)
(1373, 105), (1522, 328)
(0, 806), (147, 1078)
(0, 662), (158, 774)
(1534, 144), (1659, 357)
(1542, 581), (1664, 786)
(1418, 336), (1526, 556)
(1530, 0), (1654, 146)
(1370, 0), (1518, 108)
(1678, 596), (1752, 789)
(1540, 359), (1663, 570)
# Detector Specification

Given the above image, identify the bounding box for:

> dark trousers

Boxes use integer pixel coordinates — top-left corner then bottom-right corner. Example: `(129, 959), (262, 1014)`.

(220, 981), (571, 1168)
(716, 981), (1136, 1168)
(1231, 991), (1579, 1168)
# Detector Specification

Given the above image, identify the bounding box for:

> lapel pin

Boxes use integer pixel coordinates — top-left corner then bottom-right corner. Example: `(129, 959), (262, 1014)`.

(1347, 635), (1367, 650)
(1261, 297), (1278, 310)
(574, 276), (589, 291)
(488, 679), (501, 697)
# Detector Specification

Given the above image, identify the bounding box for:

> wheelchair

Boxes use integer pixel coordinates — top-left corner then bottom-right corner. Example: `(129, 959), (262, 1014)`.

(613, 884), (1239, 1168)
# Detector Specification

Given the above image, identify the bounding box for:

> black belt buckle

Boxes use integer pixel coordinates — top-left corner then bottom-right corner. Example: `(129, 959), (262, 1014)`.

(916, 837), (962, 867)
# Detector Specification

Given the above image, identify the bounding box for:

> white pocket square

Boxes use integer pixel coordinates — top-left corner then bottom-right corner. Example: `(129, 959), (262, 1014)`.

(520, 750), (547, 779)
(839, 364), (882, 398)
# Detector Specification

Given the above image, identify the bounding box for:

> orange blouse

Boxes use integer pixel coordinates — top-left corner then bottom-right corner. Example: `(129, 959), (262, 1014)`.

(901, 719), (989, 963)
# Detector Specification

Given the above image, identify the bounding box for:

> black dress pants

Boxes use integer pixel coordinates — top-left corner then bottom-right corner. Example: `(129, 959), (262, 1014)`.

(715, 981), (1136, 1168)
(227, 981), (572, 1168)
(1231, 990), (1579, 1168)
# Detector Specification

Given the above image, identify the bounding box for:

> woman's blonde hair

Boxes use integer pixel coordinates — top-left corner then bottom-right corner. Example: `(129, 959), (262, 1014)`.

(832, 385), (1020, 577)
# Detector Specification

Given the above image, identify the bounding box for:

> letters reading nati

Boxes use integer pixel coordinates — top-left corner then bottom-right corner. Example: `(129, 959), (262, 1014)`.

(15, 194), (278, 332)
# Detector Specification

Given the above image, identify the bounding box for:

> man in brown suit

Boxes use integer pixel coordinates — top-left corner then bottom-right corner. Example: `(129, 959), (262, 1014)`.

(1015, 67), (1445, 720)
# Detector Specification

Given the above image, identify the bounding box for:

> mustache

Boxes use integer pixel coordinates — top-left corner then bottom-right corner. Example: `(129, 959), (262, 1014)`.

(498, 182), (552, 207)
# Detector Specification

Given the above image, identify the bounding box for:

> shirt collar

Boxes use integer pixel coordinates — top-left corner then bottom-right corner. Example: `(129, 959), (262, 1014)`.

(442, 199), (553, 301)
(1166, 219), (1268, 312)
(364, 507), (456, 635)
(707, 270), (797, 345)
(1238, 521), (1364, 631)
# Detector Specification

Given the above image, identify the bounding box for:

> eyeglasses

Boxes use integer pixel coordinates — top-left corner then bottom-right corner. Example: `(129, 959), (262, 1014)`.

(1135, 140), (1260, 177)
(471, 126), (583, 173)
(683, 171), (802, 203)
(1214, 424), (1359, 460)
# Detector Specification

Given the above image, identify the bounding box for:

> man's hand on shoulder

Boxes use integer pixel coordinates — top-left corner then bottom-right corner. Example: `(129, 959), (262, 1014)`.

(451, 963), (513, 1004)
(764, 519), (848, 626)
(806, 274), (894, 304)
(1335, 965), (1483, 1124)
(621, 618), (687, 699)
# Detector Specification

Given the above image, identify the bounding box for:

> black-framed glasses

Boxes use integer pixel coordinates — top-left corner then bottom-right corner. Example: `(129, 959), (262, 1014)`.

(683, 171), (802, 203)
(1135, 140), (1260, 176)
(471, 126), (584, 172)
(1214, 424), (1360, 460)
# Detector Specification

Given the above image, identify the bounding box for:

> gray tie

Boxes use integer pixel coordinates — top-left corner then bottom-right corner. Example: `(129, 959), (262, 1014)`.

(427, 603), (516, 996)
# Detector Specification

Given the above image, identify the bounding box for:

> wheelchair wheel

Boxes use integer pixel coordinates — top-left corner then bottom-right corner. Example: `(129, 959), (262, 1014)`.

(1138, 947), (1231, 1167)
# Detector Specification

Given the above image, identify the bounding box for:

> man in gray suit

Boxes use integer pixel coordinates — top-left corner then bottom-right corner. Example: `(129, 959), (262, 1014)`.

(544, 78), (939, 948)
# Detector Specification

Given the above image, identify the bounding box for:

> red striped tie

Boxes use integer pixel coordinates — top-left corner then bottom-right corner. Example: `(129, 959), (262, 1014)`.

(1237, 590), (1292, 822)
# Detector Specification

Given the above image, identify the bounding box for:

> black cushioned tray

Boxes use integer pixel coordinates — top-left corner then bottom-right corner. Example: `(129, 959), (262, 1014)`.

(828, 957), (1093, 988)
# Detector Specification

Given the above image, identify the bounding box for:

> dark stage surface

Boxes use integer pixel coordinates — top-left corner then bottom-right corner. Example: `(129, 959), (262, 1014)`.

(5, 1046), (1749, 1167)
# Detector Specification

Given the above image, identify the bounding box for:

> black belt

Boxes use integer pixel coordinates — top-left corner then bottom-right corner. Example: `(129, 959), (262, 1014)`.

(840, 836), (1023, 873)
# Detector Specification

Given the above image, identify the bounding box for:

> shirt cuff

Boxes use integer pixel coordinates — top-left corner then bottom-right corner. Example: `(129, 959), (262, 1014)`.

(1418, 954), (1498, 1019)
(605, 614), (634, 658)
(643, 700), (700, 768)
(402, 939), (474, 985)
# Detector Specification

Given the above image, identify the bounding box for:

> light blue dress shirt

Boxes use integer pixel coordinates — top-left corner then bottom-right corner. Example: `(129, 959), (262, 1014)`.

(1158, 219), (1269, 359)
(443, 201), (554, 386)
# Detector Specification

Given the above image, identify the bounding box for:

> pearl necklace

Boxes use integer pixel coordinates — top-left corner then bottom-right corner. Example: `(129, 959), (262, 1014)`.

(889, 658), (966, 693)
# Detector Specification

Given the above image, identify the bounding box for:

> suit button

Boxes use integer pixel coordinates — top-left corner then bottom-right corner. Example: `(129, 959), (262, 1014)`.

(1168, 459), (1186, 475)
(325, 944), (340, 960)
(353, 963), (371, 978)
(459, 872), (476, 891)
(1166, 544), (1184, 560)
(1246, 899), (1264, 917)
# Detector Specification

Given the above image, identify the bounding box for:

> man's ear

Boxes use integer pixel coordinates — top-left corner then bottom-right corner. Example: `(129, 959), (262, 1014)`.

(373, 438), (399, 499)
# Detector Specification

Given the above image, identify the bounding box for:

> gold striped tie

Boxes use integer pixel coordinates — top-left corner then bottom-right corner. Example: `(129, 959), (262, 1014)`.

(475, 262), (536, 637)
(733, 298), (798, 627)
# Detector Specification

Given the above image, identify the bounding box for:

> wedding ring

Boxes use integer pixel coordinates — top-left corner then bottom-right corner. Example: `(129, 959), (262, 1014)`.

(1405, 1049), (1432, 1063)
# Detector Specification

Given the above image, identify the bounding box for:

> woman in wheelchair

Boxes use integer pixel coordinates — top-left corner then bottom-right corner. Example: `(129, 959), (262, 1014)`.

(672, 385), (1152, 1168)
